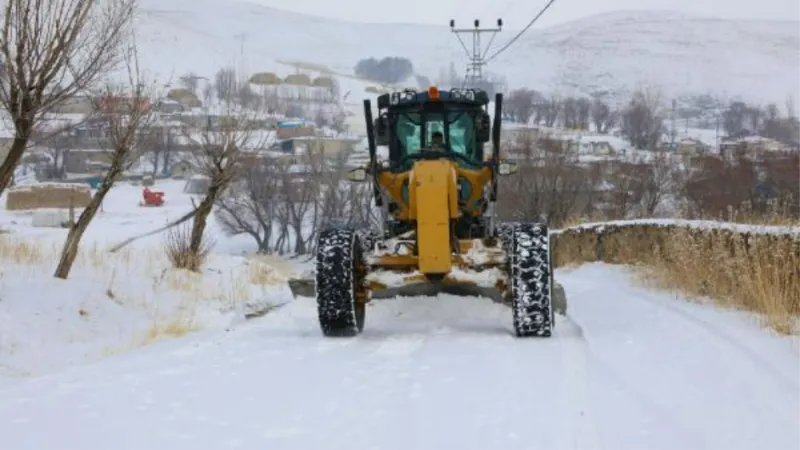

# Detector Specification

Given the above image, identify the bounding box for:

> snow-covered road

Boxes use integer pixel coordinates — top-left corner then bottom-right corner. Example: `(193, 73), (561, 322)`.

(0, 263), (797, 450)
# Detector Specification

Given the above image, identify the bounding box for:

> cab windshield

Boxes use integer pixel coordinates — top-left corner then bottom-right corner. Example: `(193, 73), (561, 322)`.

(393, 111), (479, 167)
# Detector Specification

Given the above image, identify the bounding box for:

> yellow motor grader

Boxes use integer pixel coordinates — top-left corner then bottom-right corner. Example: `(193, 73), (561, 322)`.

(308, 86), (557, 337)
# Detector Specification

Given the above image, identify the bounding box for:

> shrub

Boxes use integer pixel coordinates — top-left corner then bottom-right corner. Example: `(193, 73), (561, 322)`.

(163, 222), (214, 272)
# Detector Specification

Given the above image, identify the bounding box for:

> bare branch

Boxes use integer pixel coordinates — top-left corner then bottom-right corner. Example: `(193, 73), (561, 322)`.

(0, 0), (135, 196)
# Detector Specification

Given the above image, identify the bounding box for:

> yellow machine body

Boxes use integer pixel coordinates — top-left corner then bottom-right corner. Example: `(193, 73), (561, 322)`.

(363, 158), (507, 303)
(408, 160), (458, 274)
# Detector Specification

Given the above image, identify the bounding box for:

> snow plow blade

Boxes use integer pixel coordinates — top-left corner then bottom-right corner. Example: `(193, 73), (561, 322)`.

(287, 273), (568, 315)
(288, 276), (316, 298)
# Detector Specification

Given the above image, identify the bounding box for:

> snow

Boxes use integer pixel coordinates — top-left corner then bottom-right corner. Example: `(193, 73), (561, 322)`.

(365, 269), (414, 288)
(462, 238), (505, 266)
(30, 208), (70, 228)
(448, 266), (507, 288)
(0, 263), (796, 449)
(0, 180), (301, 379)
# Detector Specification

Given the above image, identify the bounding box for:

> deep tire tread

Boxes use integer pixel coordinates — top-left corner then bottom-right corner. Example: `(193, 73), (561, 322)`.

(509, 222), (554, 337)
(315, 227), (365, 337)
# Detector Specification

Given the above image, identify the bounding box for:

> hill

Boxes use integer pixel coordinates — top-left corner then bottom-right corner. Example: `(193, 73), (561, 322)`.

(133, 0), (799, 107)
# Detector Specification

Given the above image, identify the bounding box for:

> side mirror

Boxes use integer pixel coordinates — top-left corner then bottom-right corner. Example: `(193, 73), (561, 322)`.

(374, 115), (389, 146)
(497, 161), (518, 176)
(477, 112), (491, 143)
(346, 167), (368, 182)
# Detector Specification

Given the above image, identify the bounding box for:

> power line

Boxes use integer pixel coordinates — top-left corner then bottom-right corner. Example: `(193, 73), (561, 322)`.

(484, 0), (557, 63)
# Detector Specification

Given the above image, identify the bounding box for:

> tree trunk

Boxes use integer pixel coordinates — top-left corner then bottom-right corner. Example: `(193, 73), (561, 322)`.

(0, 135), (30, 197)
(54, 171), (120, 279)
(293, 225), (306, 254)
(189, 183), (221, 255)
(0, 99), (35, 196)
(151, 151), (161, 177)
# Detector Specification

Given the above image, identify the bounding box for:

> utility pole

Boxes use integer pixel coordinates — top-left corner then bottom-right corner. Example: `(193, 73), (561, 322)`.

(449, 18), (503, 89)
(670, 98), (677, 152)
(233, 32), (248, 84)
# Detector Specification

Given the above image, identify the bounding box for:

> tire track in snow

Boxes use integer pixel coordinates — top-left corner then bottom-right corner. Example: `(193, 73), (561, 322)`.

(586, 354), (717, 449)
(369, 333), (429, 357)
(639, 295), (799, 393)
(567, 321), (718, 449)
(556, 314), (605, 450)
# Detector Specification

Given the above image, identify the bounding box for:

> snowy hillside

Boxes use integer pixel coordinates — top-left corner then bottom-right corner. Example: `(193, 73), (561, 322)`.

(133, 0), (799, 106)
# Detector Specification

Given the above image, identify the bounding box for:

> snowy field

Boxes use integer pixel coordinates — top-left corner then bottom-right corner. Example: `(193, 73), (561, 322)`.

(0, 262), (797, 449)
(0, 179), (305, 379)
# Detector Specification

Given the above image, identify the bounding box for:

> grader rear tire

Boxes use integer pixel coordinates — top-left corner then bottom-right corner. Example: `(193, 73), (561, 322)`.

(315, 227), (365, 337)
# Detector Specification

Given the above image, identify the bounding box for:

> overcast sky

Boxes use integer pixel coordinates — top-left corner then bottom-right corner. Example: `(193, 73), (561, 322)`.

(245, 0), (800, 28)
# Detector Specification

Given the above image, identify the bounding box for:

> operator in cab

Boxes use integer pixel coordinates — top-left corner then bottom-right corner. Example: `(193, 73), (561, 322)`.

(430, 131), (445, 150)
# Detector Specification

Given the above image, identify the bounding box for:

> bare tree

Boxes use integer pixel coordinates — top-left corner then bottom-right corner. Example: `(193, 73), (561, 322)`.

(0, 0), (135, 197)
(575, 97), (591, 130)
(182, 98), (270, 269)
(31, 122), (77, 180)
(621, 89), (664, 150)
(604, 160), (646, 219)
(214, 67), (237, 101)
(561, 97), (578, 128)
(238, 83), (257, 109)
(54, 45), (157, 279)
(202, 83), (214, 106)
(505, 88), (537, 124)
(214, 157), (282, 253)
(179, 72), (200, 96)
(681, 154), (759, 219)
(274, 148), (323, 254)
(497, 136), (597, 227)
(315, 146), (377, 231)
(722, 101), (750, 136)
(638, 151), (679, 216)
(542, 96), (560, 127)
(216, 144), (379, 256)
(591, 98), (616, 133)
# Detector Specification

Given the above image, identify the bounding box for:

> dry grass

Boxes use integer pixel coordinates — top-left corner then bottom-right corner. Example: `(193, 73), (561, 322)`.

(164, 222), (214, 272)
(553, 223), (800, 334)
(140, 300), (200, 345)
(0, 235), (50, 264)
(683, 201), (800, 227)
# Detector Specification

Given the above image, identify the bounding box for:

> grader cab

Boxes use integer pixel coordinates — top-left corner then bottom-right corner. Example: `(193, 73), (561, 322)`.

(312, 86), (558, 338)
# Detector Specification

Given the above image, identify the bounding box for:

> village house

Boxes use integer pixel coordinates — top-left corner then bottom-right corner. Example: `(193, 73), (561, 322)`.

(675, 137), (710, 156)
(719, 135), (791, 160)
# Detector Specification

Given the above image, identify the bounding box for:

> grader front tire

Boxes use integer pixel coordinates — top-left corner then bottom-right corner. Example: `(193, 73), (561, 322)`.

(509, 223), (554, 337)
(315, 228), (366, 337)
